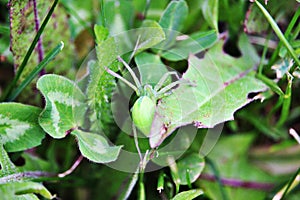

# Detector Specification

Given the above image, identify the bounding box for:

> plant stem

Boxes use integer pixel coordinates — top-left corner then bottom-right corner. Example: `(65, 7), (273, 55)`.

(200, 173), (274, 191)
(0, 171), (55, 184)
(58, 155), (84, 178)
(276, 75), (293, 127)
(33, 0), (44, 64)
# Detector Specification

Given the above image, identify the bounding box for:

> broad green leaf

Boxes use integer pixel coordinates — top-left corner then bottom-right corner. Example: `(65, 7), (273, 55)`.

(72, 130), (122, 163)
(135, 52), (169, 86)
(150, 35), (266, 148)
(199, 134), (275, 200)
(201, 0), (219, 32)
(0, 182), (53, 200)
(134, 20), (165, 54)
(0, 103), (45, 152)
(175, 153), (205, 185)
(159, 0), (188, 48)
(171, 189), (203, 200)
(160, 30), (218, 61)
(37, 74), (87, 138)
(103, 0), (134, 35)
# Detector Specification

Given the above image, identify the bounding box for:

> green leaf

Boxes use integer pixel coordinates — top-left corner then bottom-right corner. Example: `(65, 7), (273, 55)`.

(103, 0), (134, 35)
(175, 153), (205, 185)
(72, 130), (122, 163)
(160, 30), (218, 61)
(0, 103), (45, 152)
(134, 20), (165, 54)
(201, 0), (219, 32)
(135, 52), (169, 86)
(150, 35), (266, 147)
(159, 0), (188, 48)
(37, 74), (87, 138)
(171, 189), (203, 200)
(94, 25), (109, 45)
(0, 182), (53, 200)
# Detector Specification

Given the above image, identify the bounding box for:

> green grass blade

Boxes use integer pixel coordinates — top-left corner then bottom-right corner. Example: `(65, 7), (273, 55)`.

(7, 42), (64, 101)
(274, 168), (300, 199)
(269, 7), (300, 67)
(1, 0), (59, 101)
(254, 0), (300, 70)
(256, 74), (284, 96)
(205, 158), (229, 200)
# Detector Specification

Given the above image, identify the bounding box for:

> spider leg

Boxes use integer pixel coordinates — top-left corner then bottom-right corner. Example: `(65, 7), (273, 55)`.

(154, 71), (180, 92)
(156, 80), (182, 98)
(156, 79), (196, 99)
(117, 56), (142, 90)
(129, 34), (141, 62)
(104, 66), (138, 93)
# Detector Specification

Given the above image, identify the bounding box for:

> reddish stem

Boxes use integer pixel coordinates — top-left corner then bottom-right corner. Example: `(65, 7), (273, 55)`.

(200, 173), (275, 191)
(33, 0), (45, 75)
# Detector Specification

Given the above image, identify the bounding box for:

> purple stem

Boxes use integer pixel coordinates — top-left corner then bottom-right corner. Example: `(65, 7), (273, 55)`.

(33, 0), (45, 75)
(200, 173), (275, 191)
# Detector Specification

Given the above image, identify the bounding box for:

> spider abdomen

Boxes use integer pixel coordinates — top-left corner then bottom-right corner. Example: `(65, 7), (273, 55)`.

(132, 96), (155, 136)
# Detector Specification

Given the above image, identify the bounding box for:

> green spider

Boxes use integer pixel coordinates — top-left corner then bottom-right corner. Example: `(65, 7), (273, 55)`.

(105, 56), (188, 137)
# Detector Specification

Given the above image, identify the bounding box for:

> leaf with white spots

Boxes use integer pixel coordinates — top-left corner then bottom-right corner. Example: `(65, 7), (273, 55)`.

(0, 103), (45, 152)
(37, 74), (87, 138)
(72, 130), (122, 163)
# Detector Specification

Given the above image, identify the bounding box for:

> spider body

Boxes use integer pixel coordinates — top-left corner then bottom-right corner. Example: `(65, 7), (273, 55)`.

(105, 56), (185, 136)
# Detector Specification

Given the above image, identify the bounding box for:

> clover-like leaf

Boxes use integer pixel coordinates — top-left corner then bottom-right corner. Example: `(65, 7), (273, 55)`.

(72, 130), (122, 163)
(0, 103), (45, 152)
(150, 34), (267, 147)
(37, 74), (87, 138)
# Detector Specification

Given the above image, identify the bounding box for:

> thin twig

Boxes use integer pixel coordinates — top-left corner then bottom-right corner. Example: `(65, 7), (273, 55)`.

(58, 155), (84, 178)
